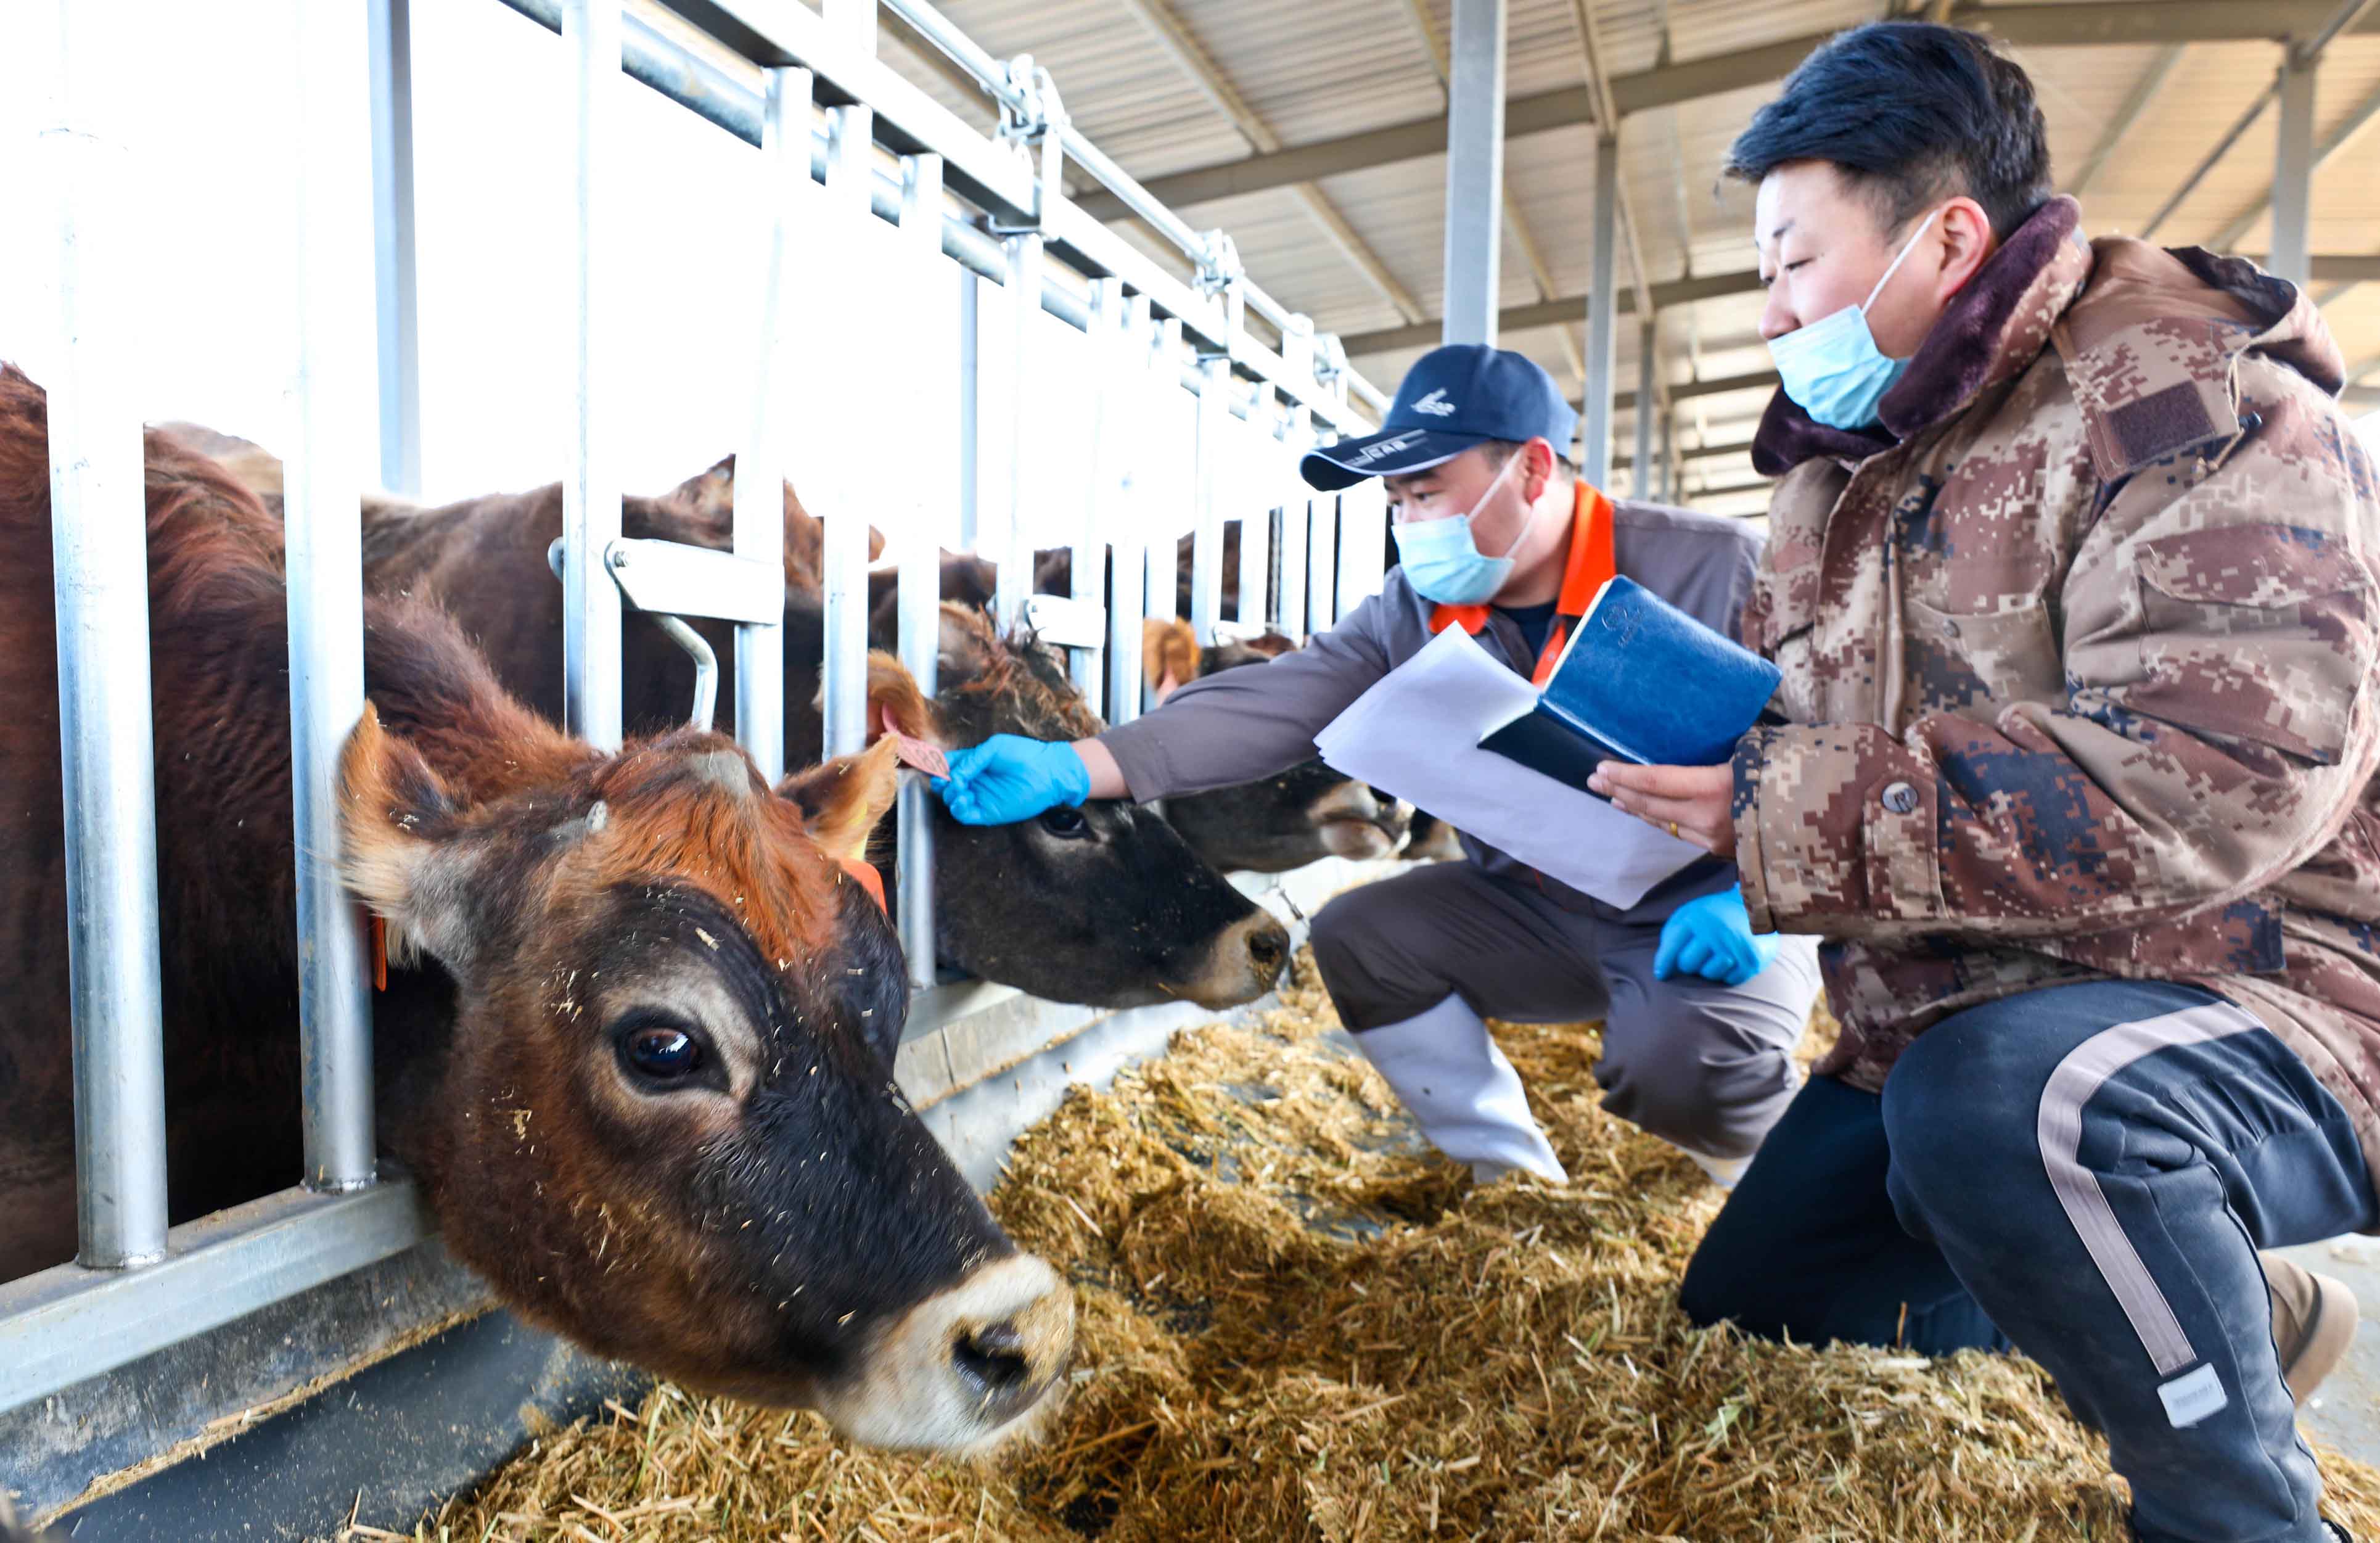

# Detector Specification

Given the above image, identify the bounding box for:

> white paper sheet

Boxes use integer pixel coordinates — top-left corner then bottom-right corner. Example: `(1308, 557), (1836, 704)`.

(1314, 625), (1706, 910)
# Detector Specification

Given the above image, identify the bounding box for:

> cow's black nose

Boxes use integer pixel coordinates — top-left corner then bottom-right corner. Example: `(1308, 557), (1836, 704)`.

(955, 1321), (1032, 1393)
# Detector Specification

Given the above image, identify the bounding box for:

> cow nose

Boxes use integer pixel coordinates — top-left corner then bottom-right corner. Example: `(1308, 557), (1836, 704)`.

(1245, 919), (1289, 979)
(954, 1319), (1040, 1420)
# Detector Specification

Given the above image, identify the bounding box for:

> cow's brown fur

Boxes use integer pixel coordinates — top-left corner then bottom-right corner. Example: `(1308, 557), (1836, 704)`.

(4, 370), (1040, 1425)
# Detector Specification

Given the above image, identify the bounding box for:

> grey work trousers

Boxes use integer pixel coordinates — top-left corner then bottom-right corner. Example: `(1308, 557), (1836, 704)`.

(1308, 861), (1818, 1160)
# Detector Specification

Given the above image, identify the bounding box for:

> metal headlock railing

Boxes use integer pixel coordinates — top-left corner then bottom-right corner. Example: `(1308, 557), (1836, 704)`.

(0, 0), (1387, 1425)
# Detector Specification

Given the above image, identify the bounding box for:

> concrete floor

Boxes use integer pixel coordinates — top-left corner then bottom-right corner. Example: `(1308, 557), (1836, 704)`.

(2281, 1232), (2380, 1467)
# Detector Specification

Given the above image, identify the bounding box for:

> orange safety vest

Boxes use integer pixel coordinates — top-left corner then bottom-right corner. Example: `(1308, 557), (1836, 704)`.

(1426, 480), (1615, 686)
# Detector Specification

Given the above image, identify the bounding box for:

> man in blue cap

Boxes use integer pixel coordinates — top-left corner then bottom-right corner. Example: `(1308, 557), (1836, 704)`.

(933, 344), (1820, 1187)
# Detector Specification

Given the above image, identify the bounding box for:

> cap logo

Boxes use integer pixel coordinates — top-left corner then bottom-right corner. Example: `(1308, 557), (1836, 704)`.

(1347, 430), (1426, 466)
(1410, 388), (1456, 418)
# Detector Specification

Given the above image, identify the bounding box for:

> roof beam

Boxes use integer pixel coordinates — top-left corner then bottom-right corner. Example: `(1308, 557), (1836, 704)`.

(1114, 0), (1426, 324)
(1075, 2), (2380, 223)
(2068, 43), (2189, 197)
(1614, 437), (1755, 470)
(1339, 268), (1765, 356)
(2209, 78), (2380, 250)
(1588, 368), (1778, 416)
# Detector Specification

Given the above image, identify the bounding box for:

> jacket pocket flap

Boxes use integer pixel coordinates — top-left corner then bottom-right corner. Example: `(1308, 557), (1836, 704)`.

(2137, 525), (2371, 609)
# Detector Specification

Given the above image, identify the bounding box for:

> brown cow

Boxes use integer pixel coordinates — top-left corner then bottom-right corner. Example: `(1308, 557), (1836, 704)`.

(10, 372), (1069, 1451)
(1139, 617), (1410, 874)
(189, 446), (1289, 1010)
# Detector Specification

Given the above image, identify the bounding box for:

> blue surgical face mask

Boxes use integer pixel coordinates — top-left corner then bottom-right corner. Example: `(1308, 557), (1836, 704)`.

(1767, 208), (1941, 431)
(1395, 451), (1536, 606)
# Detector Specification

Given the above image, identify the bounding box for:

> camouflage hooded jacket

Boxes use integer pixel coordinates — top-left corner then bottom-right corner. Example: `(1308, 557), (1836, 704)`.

(1734, 195), (2380, 1182)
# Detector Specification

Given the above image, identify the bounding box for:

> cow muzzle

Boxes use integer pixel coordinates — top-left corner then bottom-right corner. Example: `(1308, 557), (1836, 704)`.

(811, 1253), (1075, 1454)
(1308, 783), (1411, 860)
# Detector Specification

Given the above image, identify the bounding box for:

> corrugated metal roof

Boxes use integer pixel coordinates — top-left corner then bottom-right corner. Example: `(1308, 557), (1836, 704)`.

(824, 0), (2380, 509)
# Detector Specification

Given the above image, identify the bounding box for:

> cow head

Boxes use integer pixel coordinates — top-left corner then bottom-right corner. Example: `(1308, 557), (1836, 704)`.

(339, 706), (1070, 1450)
(867, 606), (1290, 1009)
(1140, 619), (1410, 873)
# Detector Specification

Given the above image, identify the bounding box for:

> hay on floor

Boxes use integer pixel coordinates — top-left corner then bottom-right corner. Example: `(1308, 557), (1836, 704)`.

(402, 953), (2380, 1542)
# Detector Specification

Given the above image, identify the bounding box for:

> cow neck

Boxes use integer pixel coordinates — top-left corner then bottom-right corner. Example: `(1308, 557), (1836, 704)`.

(1429, 480), (1614, 686)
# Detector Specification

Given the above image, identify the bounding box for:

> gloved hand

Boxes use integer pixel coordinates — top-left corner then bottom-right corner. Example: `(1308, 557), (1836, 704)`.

(932, 734), (1092, 826)
(1653, 890), (1781, 987)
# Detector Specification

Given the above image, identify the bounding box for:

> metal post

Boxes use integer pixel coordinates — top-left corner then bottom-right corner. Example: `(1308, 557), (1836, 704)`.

(1442, 0), (1507, 345)
(2272, 54), (2318, 287)
(995, 231), (1044, 635)
(736, 67), (810, 783)
(38, 0), (170, 1269)
(1236, 385), (1274, 630)
(367, 0), (421, 498)
(821, 102), (874, 759)
(1580, 134), (1621, 491)
(1656, 406), (1674, 504)
(1189, 356), (1229, 644)
(1278, 406), (1311, 639)
(1073, 278), (1124, 702)
(1632, 319), (1656, 501)
(1308, 471), (1339, 629)
(897, 150), (943, 990)
(956, 266), (980, 554)
(287, 0), (380, 1195)
(1107, 298), (1151, 727)
(563, 0), (623, 749)
(1143, 319), (1183, 636)
(1337, 479), (1388, 620)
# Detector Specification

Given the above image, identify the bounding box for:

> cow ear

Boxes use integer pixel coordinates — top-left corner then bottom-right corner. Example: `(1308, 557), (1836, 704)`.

(338, 702), (477, 973)
(1143, 616), (1199, 703)
(667, 453), (737, 518)
(936, 600), (999, 686)
(778, 736), (900, 863)
(864, 649), (940, 746)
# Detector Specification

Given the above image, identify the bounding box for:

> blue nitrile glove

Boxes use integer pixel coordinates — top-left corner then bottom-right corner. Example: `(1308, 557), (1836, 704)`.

(1653, 891), (1782, 987)
(932, 734), (1092, 826)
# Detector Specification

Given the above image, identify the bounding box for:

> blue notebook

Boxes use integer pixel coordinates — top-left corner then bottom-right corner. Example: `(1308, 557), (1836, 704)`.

(1477, 575), (1781, 794)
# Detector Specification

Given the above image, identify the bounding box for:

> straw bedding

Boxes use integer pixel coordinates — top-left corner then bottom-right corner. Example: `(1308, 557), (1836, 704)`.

(398, 953), (2380, 1542)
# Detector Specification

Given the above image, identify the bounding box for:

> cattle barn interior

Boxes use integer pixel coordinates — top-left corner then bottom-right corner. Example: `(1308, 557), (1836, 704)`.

(5, 0), (2380, 1538)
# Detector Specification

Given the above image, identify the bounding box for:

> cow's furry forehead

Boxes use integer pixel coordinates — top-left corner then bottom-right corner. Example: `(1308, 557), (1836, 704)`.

(935, 607), (1102, 744)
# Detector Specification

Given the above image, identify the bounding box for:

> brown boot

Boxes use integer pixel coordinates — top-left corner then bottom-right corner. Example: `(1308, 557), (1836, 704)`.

(2263, 1251), (2360, 1408)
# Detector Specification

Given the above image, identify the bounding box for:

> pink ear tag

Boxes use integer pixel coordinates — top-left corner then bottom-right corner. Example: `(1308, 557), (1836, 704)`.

(889, 731), (950, 781)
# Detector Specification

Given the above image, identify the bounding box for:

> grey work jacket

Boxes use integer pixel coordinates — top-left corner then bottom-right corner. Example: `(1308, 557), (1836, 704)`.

(1095, 498), (1767, 926)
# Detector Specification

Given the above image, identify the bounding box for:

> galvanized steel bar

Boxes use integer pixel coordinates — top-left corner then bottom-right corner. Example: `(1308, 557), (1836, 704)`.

(821, 103), (876, 759)
(895, 154), (946, 991)
(1189, 356), (1229, 644)
(995, 231), (1044, 635)
(1072, 278), (1125, 702)
(1656, 406), (1674, 503)
(1106, 299), (1153, 726)
(1236, 385), (1274, 630)
(735, 67), (810, 784)
(287, 0), (380, 1195)
(0, 1183), (432, 1414)
(1308, 480), (1340, 628)
(1580, 134), (1621, 490)
(1142, 319), (1184, 643)
(1632, 320), (1656, 500)
(1337, 480), (1388, 620)
(563, 0), (624, 749)
(2271, 55), (2318, 286)
(38, 0), (170, 1270)
(368, 0), (421, 497)
(1442, 0), (1507, 345)
(1278, 406), (1312, 640)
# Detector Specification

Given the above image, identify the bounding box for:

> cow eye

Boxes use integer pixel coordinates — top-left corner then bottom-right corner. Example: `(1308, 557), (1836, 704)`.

(1036, 806), (1091, 839)
(615, 1016), (705, 1083)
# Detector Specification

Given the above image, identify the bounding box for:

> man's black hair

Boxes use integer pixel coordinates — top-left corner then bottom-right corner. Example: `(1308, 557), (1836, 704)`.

(1725, 22), (2052, 241)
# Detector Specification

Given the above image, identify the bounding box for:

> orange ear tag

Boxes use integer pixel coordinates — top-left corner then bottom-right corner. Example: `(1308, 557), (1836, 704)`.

(839, 855), (888, 914)
(369, 913), (389, 992)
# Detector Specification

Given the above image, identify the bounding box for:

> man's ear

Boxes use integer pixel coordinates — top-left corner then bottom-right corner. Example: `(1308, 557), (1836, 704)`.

(338, 702), (480, 974)
(778, 737), (901, 863)
(1931, 197), (1997, 303)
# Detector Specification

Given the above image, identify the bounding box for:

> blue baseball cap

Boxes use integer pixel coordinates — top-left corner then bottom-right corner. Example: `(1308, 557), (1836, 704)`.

(1300, 344), (1579, 492)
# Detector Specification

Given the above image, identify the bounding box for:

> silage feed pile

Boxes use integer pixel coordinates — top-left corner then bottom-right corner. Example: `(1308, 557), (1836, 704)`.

(409, 954), (2380, 1542)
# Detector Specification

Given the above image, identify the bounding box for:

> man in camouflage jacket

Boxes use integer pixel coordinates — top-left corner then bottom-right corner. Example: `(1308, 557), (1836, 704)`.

(1597, 23), (2378, 1542)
